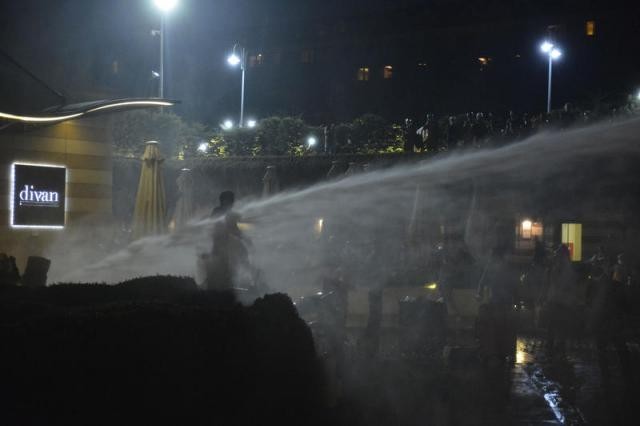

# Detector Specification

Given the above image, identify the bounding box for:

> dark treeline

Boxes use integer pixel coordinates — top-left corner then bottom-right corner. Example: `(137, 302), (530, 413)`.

(113, 99), (640, 160)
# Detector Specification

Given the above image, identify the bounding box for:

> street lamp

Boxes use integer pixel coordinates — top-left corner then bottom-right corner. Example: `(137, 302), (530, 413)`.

(221, 119), (234, 130)
(307, 136), (318, 147)
(227, 44), (247, 127)
(540, 40), (562, 113)
(152, 0), (179, 99)
(247, 119), (257, 128)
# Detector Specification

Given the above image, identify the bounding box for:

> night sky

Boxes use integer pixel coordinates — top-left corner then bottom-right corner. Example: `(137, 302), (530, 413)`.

(0, 0), (637, 123)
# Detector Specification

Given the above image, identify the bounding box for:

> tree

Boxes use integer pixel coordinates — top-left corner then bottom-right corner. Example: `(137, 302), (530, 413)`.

(220, 127), (259, 156)
(341, 114), (404, 154)
(255, 116), (309, 155)
(112, 110), (207, 158)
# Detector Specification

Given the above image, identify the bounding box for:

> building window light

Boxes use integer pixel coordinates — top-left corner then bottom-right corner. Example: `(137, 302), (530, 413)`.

(586, 20), (595, 36)
(521, 220), (533, 239)
(519, 219), (543, 240)
(562, 223), (583, 261)
(476, 57), (493, 73)
(478, 57), (492, 71)
(383, 65), (393, 79)
(357, 67), (370, 81)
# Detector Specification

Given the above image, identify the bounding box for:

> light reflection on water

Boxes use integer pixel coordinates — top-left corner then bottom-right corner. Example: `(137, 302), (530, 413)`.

(515, 337), (533, 365)
(518, 337), (587, 425)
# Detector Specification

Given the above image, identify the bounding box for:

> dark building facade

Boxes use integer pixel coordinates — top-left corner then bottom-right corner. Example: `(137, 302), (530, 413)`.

(226, 0), (639, 124)
(1, 0), (638, 125)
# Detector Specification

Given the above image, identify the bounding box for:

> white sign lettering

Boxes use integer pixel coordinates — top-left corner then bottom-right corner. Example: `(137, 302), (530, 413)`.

(19, 185), (60, 207)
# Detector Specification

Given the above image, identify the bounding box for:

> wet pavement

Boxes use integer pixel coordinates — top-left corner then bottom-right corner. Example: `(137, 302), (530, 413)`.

(303, 294), (640, 425)
(509, 336), (640, 426)
(317, 328), (640, 425)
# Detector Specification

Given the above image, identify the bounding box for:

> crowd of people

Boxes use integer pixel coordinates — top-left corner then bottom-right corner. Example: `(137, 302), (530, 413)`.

(469, 237), (636, 381)
(200, 186), (636, 378)
(315, 101), (639, 155)
(403, 102), (640, 152)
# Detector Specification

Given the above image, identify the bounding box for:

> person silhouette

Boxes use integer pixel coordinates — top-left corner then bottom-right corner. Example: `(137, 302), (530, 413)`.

(206, 212), (251, 291)
(211, 190), (235, 218)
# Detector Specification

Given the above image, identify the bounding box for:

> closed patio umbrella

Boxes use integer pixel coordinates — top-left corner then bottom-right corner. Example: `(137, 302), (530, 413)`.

(172, 167), (195, 229)
(262, 165), (279, 198)
(132, 141), (166, 239)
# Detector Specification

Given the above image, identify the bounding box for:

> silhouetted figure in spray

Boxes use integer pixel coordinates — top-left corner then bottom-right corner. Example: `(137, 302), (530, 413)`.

(526, 236), (547, 311)
(476, 246), (516, 364)
(541, 244), (577, 358)
(205, 191), (254, 292)
(403, 118), (420, 152)
(532, 237), (546, 267)
(438, 241), (474, 316)
(586, 245), (610, 305)
(211, 190), (235, 218)
(593, 252), (632, 385)
(206, 212), (251, 292)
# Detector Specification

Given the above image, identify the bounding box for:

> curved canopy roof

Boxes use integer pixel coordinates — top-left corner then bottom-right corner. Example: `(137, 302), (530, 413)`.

(0, 98), (178, 124)
(0, 49), (177, 127)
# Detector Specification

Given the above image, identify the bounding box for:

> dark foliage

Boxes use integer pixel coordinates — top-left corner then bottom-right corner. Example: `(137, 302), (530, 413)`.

(0, 277), (327, 426)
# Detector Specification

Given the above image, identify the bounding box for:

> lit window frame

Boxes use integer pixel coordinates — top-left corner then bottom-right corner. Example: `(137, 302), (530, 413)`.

(586, 20), (595, 37)
(383, 65), (393, 79)
(357, 67), (370, 81)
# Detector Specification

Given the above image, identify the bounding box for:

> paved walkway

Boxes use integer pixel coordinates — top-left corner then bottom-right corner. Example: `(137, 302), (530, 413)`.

(510, 336), (640, 426)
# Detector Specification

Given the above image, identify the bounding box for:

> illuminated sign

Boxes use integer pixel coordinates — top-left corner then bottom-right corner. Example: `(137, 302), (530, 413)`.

(10, 163), (66, 229)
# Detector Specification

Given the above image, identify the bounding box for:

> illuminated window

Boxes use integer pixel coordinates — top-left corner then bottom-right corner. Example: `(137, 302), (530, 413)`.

(562, 223), (583, 261)
(112, 60), (119, 74)
(357, 67), (370, 81)
(521, 220), (533, 239)
(301, 49), (315, 64)
(531, 222), (543, 238)
(478, 57), (492, 71)
(586, 20), (595, 36)
(516, 219), (543, 250)
(383, 65), (393, 79)
(519, 220), (542, 239)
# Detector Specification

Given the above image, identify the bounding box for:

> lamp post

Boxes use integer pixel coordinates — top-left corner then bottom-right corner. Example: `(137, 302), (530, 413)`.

(227, 44), (247, 127)
(307, 136), (318, 148)
(152, 0), (178, 99)
(540, 40), (562, 114)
